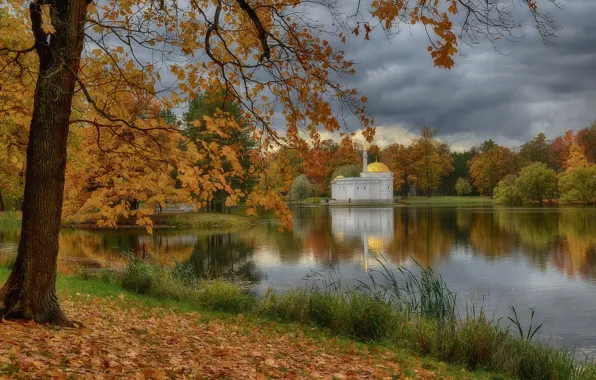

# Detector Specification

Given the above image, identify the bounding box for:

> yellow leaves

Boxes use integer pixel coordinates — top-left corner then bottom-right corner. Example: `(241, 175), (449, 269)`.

(41, 5), (56, 35)
(87, 3), (98, 15)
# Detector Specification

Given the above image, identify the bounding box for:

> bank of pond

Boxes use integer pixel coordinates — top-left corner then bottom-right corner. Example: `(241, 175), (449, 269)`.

(18, 259), (595, 380)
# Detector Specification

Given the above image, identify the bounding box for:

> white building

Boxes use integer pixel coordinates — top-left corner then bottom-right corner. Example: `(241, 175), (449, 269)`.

(330, 146), (393, 203)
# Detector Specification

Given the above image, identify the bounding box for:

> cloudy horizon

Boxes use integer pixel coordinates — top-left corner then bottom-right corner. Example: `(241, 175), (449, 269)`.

(319, 0), (596, 151)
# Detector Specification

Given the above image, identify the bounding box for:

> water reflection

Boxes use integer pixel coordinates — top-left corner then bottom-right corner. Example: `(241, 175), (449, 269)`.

(331, 208), (393, 271)
(1, 206), (596, 282)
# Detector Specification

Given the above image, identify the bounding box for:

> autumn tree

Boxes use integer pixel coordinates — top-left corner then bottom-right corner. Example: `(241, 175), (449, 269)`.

(519, 132), (554, 168)
(368, 144), (380, 163)
(469, 145), (517, 196)
(565, 142), (590, 172)
(576, 121), (596, 163)
(550, 130), (574, 171)
(303, 147), (332, 196)
(410, 126), (453, 197)
(381, 143), (417, 198)
(0, 0), (558, 324)
(328, 137), (361, 170)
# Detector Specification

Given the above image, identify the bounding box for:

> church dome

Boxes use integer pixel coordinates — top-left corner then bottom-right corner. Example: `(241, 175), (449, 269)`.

(366, 162), (391, 173)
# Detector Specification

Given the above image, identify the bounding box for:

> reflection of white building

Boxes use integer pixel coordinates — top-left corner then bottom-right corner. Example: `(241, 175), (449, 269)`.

(331, 208), (394, 271)
(331, 144), (393, 203)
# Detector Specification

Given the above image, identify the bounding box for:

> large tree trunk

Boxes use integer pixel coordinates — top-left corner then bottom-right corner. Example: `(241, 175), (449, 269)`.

(0, 1), (88, 325)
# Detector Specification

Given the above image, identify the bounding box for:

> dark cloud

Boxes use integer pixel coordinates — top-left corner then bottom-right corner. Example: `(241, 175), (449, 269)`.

(337, 0), (596, 149)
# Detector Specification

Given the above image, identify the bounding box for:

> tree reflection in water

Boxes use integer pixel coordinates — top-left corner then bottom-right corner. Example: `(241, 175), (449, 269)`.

(0, 206), (595, 281)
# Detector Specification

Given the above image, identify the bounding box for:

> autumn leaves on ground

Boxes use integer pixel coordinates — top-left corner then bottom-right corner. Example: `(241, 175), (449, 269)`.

(0, 272), (482, 380)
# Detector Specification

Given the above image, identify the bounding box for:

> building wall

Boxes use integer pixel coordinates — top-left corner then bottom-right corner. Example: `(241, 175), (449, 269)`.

(331, 176), (393, 203)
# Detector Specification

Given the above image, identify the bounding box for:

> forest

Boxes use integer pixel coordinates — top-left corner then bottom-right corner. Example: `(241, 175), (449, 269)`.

(273, 123), (596, 205)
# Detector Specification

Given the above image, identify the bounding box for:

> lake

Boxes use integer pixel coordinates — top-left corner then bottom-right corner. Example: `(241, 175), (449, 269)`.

(1, 205), (596, 356)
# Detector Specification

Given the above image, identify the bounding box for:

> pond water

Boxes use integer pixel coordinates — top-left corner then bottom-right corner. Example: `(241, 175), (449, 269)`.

(1, 205), (596, 356)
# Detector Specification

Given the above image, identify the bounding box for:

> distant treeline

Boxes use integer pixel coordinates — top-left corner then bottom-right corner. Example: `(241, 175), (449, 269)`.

(277, 122), (596, 204)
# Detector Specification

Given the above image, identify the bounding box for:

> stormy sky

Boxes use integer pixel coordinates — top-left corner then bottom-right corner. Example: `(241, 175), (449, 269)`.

(321, 0), (596, 151)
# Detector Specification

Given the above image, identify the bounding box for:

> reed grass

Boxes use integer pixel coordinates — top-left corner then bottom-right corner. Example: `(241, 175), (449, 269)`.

(77, 254), (596, 379)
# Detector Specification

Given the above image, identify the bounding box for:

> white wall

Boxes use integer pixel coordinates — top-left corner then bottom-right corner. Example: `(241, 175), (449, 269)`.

(331, 176), (393, 202)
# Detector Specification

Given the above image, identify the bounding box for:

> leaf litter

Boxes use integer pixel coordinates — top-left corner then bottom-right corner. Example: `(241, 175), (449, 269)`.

(0, 294), (479, 379)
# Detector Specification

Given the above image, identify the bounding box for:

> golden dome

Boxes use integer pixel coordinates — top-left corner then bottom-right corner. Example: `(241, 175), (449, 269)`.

(366, 162), (391, 173)
(334, 175), (345, 180)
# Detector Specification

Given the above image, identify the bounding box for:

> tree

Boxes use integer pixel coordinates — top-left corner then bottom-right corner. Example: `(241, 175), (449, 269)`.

(469, 145), (517, 196)
(410, 127), (453, 197)
(381, 143), (418, 198)
(576, 121), (596, 163)
(566, 142), (590, 172)
(289, 175), (313, 204)
(0, 0), (558, 324)
(331, 164), (361, 179)
(515, 162), (558, 203)
(494, 175), (523, 206)
(519, 132), (554, 168)
(183, 91), (257, 212)
(559, 166), (596, 205)
(440, 150), (476, 195)
(368, 144), (380, 163)
(455, 178), (473, 196)
(550, 130), (575, 171)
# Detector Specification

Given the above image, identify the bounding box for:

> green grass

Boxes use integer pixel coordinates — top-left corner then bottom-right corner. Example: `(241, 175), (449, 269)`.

(0, 266), (496, 379)
(150, 212), (256, 229)
(402, 196), (493, 205)
(0, 211), (21, 227)
(1, 210), (256, 230)
(0, 259), (594, 379)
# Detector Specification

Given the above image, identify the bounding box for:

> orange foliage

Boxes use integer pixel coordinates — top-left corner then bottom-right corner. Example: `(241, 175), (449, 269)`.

(550, 130), (575, 171)
(469, 146), (516, 196)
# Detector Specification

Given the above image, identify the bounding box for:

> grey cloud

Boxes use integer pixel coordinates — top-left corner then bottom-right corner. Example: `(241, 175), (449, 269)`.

(335, 0), (596, 148)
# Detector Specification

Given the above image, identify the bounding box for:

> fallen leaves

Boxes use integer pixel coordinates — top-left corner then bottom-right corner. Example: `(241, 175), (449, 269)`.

(0, 295), (476, 379)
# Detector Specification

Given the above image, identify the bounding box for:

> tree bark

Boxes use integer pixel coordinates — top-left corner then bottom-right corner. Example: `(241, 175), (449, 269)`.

(0, 191), (5, 212)
(0, 1), (88, 325)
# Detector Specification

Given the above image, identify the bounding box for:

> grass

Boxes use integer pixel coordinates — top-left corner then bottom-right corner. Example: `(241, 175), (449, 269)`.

(402, 196), (493, 205)
(0, 267), (498, 379)
(1, 257), (594, 379)
(1, 210), (255, 230)
(150, 212), (256, 229)
(0, 211), (21, 227)
(64, 258), (596, 379)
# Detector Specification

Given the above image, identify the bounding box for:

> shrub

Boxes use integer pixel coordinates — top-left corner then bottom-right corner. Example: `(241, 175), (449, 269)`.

(121, 260), (157, 294)
(197, 281), (256, 313)
(515, 162), (558, 203)
(559, 166), (596, 205)
(455, 178), (473, 196)
(494, 175), (523, 205)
